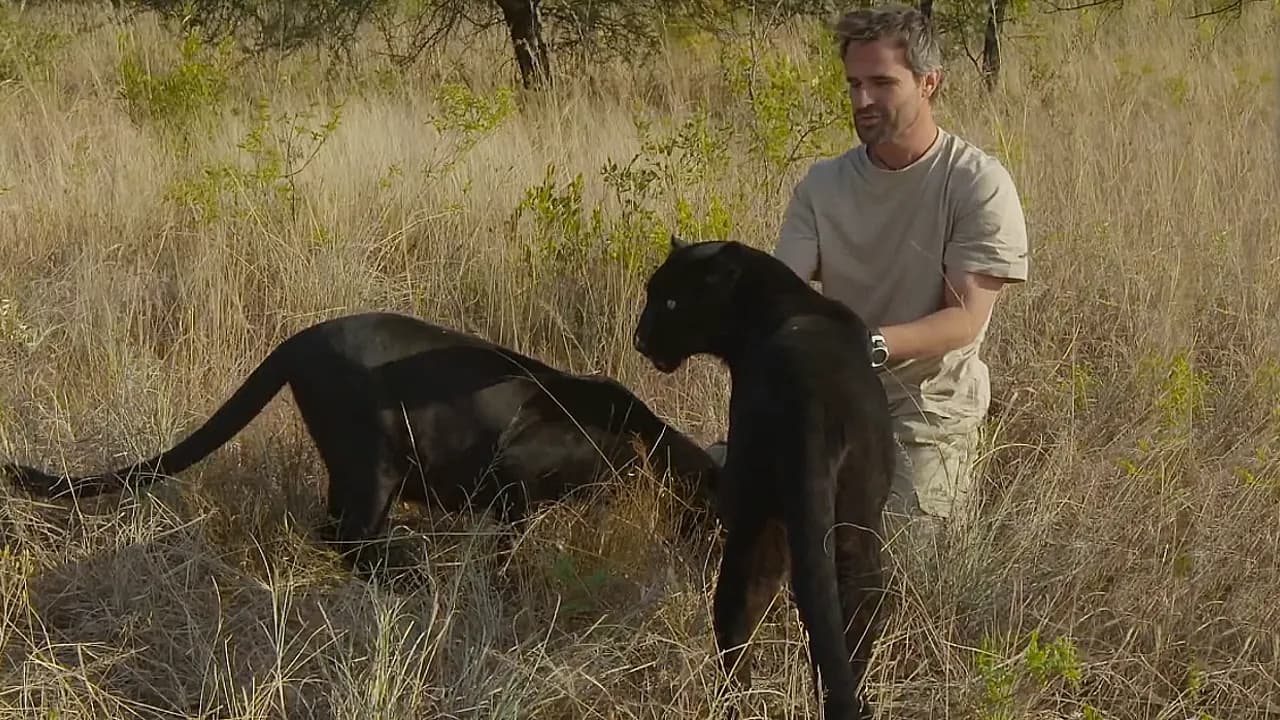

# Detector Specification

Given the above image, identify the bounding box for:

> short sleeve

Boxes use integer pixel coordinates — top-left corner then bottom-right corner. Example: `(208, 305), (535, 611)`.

(774, 172), (820, 281)
(944, 161), (1029, 283)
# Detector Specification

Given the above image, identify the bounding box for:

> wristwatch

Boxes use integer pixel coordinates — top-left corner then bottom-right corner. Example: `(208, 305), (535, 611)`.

(868, 330), (889, 369)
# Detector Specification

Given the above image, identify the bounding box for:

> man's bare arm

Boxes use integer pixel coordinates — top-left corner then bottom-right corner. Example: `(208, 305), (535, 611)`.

(877, 269), (1006, 361)
(881, 158), (1029, 362)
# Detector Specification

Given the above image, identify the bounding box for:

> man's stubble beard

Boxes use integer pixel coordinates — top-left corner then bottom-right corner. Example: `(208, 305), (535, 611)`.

(854, 99), (923, 149)
(855, 112), (885, 144)
(854, 109), (895, 146)
(854, 121), (887, 145)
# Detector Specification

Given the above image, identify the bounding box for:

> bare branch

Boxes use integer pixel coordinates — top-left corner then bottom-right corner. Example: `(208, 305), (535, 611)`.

(1186, 0), (1246, 20)
(1041, 0), (1122, 13)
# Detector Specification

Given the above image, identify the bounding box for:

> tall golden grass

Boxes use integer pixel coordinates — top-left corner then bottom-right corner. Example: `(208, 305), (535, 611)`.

(0, 1), (1277, 717)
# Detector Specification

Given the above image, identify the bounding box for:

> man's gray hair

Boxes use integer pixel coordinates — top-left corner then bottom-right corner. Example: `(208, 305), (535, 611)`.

(835, 3), (942, 78)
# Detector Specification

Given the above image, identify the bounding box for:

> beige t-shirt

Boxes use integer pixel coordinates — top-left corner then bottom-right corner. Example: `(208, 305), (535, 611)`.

(774, 128), (1028, 423)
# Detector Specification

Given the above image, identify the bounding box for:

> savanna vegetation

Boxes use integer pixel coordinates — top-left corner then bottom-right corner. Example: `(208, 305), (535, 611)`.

(0, 0), (1277, 717)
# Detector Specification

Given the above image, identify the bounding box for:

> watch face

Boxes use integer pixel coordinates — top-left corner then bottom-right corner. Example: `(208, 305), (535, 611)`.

(869, 336), (888, 367)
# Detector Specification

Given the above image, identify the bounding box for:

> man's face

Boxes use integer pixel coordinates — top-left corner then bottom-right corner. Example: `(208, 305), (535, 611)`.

(843, 38), (938, 145)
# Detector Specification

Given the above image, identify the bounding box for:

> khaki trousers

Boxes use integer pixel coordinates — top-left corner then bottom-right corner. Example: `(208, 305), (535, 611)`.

(885, 408), (982, 521)
(702, 402), (983, 533)
(880, 404), (984, 560)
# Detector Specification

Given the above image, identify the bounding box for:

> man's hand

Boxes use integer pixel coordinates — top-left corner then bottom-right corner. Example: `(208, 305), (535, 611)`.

(878, 269), (1007, 362)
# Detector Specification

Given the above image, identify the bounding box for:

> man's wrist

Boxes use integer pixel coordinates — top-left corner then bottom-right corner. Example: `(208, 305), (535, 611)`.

(868, 328), (889, 369)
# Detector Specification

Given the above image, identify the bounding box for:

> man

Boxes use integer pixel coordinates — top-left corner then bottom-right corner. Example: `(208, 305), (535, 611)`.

(709, 4), (1029, 539)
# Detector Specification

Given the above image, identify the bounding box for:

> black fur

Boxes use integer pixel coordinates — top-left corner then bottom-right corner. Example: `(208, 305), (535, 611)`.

(3, 311), (721, 571)
(633, 236), (894, 720)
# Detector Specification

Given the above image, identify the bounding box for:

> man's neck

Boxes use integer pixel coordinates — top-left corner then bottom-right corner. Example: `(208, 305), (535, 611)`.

(868, 122), (940, 170)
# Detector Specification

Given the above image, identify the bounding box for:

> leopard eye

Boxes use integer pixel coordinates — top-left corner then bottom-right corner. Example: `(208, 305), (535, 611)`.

(665, 298), (677, 310)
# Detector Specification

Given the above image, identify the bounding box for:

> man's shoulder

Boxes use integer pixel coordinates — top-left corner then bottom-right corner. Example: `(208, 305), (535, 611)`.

(935, 129), (1030, 282)
(936, 130), (1019, 198)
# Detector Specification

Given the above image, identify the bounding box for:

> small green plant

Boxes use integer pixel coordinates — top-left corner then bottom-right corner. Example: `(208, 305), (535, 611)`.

(1252, 359), (1280, 396)
(1183, 664), (1217, 720)
(509, 164), (601, 271)
(631, 103), (733, 200)
(975, 632), (1018, 719)
(377, 162), (404, 191)
(0, 5), (68, 83)
(510, 158), (673, 286)
(1171, 550), (1195, 578)
(424, 81), (516, 176)
(674, 193), (733, 242)
(1116, 456), (1141, 478)
(597, 104), (739, 271)
(719, 31), (850, 186)
(1164, 74), (1190, 107)
(165, 95), (343, 228)
(117, 21), (232, 139)
(548, 551), (611, 619)
(1023, 629), (1083, 691)
(973, 629), (1088, 719)
(1071, 363), (1094, 413)
(1234, 440), (1279, 497)
(1077, 5), (1101, 35)
(1153, 351), (1211, 436)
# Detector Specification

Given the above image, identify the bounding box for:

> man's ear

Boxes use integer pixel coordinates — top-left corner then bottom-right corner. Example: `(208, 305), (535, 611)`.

(920, 68), (942, 99)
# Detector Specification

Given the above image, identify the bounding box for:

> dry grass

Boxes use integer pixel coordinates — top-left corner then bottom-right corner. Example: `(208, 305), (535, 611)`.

(0, 1), (1278, 718)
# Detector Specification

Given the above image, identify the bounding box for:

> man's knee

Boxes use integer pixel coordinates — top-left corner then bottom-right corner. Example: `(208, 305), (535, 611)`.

(888, 414), (982, 523)
(913, 432), (979, 519)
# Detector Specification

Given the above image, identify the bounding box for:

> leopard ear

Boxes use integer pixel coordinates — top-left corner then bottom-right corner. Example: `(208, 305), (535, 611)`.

(669, 234), (690, 251)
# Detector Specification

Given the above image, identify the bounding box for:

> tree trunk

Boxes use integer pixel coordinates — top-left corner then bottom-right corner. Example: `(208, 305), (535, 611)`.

(494, 0), (552, 90)
(980, 0), (1008, 92)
